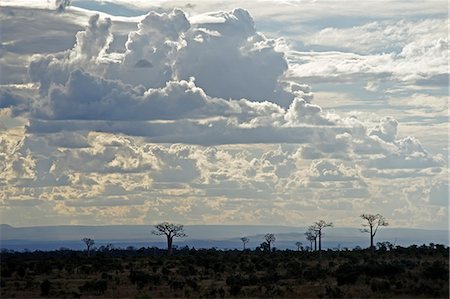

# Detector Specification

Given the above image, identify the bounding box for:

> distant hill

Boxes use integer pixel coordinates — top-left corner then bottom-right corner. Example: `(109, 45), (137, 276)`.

(1, 224), (448, 251)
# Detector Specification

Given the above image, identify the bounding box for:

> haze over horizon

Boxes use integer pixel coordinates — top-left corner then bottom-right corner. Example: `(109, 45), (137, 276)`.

(2, 223), (448, 252)
(0, 0), (448, 230)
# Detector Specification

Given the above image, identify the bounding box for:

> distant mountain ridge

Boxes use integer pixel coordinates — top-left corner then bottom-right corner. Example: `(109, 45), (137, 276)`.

(1, 224), (448, 251)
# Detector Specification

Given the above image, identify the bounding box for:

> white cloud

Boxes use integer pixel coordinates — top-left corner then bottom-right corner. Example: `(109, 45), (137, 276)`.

(307, 19), (448, 54)
(429, 180), (449, 207)
(286, 43), (448, 88)
(0, 4), (447, 229)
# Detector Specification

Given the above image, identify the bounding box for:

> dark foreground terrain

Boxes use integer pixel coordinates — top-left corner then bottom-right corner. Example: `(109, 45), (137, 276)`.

(1, 244), (448, 298)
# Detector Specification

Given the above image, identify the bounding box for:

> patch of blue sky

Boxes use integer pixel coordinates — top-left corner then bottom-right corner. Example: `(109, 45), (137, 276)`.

(71, 0), (147, 17)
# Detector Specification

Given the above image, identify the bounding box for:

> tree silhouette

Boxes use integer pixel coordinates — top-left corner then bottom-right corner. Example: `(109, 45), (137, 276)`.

(308, 220), (333, 259)
(81, 238), (95, 257)
(295, 241), (303, 251)
(264, 233), (276, 252)
(360, 213), (388, 256)
(240, 237), (249, 250)
(305, 227), (318, 251)
(312, 220), (333, 258)
(152, 222), (187, 255)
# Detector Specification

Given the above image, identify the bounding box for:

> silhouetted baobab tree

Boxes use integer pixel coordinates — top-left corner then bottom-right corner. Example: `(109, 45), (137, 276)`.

(295, 241), (303, 251)
(264, 233), (276, 252)
(152, 222), (187, 255)
(82, 237), (95, 257)
(240, 237), (249, 250)
(312, 220), (333, 259)
(360, 213), (388, 256)
(305, 227), (318, 251)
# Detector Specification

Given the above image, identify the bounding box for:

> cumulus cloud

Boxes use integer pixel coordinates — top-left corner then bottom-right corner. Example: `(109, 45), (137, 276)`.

(298, 17), (448, 102)
(284, 98), (333, 126)
(7, 10), (443, 180)
(368, 117), (398, 142)
(429, 181), (449, 206)
(1, 5), (447, 228)
(286, 18), (448, 90)
(29, 14), (113, 94)
(173, 9), (292, 105)
(108, 9), (190, 88)
(39, 70), (235, 120)
(307, 19), (447, 54)
(28, 8), (294, 106)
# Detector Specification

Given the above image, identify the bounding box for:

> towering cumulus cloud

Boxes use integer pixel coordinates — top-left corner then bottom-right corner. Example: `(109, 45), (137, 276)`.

(29, 9), (296, 106)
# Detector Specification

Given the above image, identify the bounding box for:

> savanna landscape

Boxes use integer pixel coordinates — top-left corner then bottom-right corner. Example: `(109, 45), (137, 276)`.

(1, 0), (449, 298)
(1, 243), (448, 298)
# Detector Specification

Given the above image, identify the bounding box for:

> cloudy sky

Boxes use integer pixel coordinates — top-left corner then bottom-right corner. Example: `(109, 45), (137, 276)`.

(0, 0), (448, 229)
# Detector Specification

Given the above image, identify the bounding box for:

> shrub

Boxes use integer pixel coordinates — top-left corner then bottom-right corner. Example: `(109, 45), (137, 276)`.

(79, 279), (107, 295)
(40, 279), (51, 296)
(229, 284), (242, 296)
(324, 285), (344, 298)
(335, 263), (360, 285)
(422, 261), (449, 280)
(370, 278), (391, 293)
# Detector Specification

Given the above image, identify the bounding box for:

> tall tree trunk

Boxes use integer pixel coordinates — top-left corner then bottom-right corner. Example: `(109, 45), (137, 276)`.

(314, 239), (317, 251)
(318, 230), (322, 259)
(318, 230), (322, 251)
(370, 226), (374, 256)
(167, 235), (173, 256)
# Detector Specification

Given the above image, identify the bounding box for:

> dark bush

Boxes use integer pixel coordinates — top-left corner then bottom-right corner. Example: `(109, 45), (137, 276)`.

(185, 278), (199, 291)
(324, 285), (344, 298)
(363, 262), (404, 277)
(40, 279), (51, 296)
(422, 260), (448, 280)
(335, 263), (360, 285)
(129, 270), (161, 289)
(229, 284), (242, 296)
(370, 278), (391, 292)
(169, 279), (185, 290)
(79, 279), (108, 295)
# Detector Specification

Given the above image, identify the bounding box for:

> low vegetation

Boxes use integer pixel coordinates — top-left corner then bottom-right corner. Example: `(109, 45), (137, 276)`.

(1, 243), (448, 298)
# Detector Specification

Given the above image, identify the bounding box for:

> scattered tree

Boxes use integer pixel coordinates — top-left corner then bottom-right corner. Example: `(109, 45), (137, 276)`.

(305, 228), (318, 251)
(264, 233), (276, 252)
(152, 222), (187, 255)
(295, 241), (303, 251)
(82, 238), (95, 257)
(360, 213), (388, 256)
(313, 220), (333, 252)
(240, 237), (249, 250)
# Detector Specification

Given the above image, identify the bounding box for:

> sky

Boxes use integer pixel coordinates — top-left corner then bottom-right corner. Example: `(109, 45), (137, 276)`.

(0, 0), (448, 229)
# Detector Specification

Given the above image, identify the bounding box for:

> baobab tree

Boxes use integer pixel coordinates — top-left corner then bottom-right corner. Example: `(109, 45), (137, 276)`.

(81, 237), (95, 257)
(152, 222), (187, 255)
(360, 213), (388, 256)
(240, 237), (249, 250)
(313, 220), (333, 252)
(305, 227), (318, 251)
(264, 233), (276, 252)
(295, 241), (303, 251)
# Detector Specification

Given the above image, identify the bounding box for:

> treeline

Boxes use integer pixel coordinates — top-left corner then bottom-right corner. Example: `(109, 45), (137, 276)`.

(75, 214), (389, 257)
